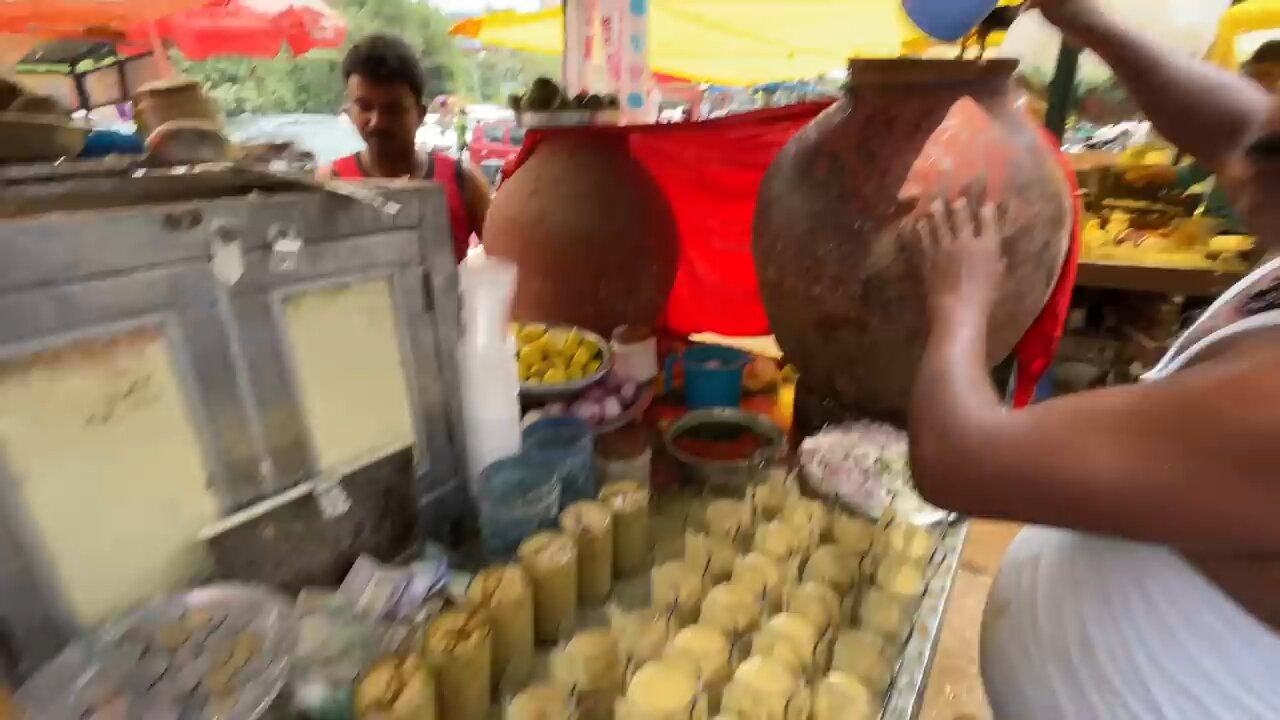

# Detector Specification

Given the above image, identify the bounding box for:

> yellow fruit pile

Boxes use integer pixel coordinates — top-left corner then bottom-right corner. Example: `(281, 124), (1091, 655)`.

(512, 323), (603, 385)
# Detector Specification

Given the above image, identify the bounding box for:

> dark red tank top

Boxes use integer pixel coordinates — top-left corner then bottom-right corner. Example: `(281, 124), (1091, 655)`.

(329, 151), (474, 262)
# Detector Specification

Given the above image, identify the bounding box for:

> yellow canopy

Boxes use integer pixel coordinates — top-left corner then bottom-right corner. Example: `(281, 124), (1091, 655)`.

(452, 0), (944, 87)
(1207, 0), (1280, 68)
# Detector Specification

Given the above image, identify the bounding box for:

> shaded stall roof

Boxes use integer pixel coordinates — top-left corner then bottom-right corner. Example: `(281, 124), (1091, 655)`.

(19, 40), (145, 72)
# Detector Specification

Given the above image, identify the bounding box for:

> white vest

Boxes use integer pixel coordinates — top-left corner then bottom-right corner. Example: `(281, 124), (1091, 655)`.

(981, 256), (1280, 720)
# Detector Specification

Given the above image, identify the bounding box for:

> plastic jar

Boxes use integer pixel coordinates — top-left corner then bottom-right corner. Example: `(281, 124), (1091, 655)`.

(704, 499), (753, 548)
(831, 630), (893, 700)
(423, 609), (492, 720)
(596, 423), (653, 488)
(814, 671), (875, 720)
(617, 658), (706, 720)
(652, 560), (709, 627)
(803, 545), (857, 596)
(508, 683), (577, 720)
(668, 624), (732, 710)
(685, 530), (736, 585)
(561, 500), (615, 605)
(721, 656), (809, 720)
(831, 511), (876, 556)
(467, 564), (535, 690)
(599, 481), (651, 577)
(518, 531), (580, 643)
(751, 613), (820, 678)
(700, 583), (763, 639)
(551, 628), (625, 720)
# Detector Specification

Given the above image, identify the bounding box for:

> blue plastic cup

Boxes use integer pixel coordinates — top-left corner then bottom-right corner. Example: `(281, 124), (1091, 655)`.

(477, 455), (562, 559)
(522, 416), (596, 507)
(664, 344), (750, 410)
(904, 0), (998, 42)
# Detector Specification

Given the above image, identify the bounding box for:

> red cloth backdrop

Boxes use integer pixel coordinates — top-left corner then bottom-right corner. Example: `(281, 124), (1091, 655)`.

(504, 104), (1081, 408)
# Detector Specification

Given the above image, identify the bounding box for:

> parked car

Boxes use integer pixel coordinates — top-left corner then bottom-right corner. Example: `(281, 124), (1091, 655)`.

(469, 121), (525, 165)
(469, 120), (525, 186)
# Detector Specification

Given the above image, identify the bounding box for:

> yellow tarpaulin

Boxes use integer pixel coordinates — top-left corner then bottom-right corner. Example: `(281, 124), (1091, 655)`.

(452, 0), (949, 87)
(1208, 0), (1280, 68)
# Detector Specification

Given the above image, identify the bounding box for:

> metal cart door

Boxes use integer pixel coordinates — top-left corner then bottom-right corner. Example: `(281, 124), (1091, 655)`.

(0, 185), (463, 676)
(0, 205), (258, 669)
(209, 187), (461, 497)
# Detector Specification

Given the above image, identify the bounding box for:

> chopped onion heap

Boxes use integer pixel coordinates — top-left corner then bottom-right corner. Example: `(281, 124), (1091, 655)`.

(799, 421), (943, 522)
(526, 373), (645, 430)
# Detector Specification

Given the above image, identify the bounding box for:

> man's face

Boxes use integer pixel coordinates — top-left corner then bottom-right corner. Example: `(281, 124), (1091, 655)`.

(345, 74), (424, 155)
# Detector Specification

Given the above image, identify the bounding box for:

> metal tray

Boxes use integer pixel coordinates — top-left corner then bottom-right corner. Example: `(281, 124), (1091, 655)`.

(17, 583), (296, 720)
(880, 518), (968, 720)
(463, 490), (967, 719)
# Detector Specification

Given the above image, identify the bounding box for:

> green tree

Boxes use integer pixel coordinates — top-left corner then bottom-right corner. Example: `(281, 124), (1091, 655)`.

(179, 0), (467, 114)
(464, 48), (561, 105)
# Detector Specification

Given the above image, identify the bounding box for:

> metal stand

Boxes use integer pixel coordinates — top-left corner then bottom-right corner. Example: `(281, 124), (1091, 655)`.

(1045, 42), (1081, 140)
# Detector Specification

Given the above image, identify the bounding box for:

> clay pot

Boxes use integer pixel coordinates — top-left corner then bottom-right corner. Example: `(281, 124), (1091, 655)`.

(484, 133), (678, 336)
(134, 78), (220, 138)
(754, 59), (1070, 426)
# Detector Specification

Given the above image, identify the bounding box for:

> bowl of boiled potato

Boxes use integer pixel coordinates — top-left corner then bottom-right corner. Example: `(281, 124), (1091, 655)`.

(513, 322), (613, 398)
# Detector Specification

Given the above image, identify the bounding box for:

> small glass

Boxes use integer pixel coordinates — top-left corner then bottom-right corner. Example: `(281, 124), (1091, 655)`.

(524, 416), (596, 507)
(478, 456), (562, 560)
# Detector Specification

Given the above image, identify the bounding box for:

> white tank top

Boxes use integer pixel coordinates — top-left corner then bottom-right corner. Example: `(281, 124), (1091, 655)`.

(981, 256), (1280, 720)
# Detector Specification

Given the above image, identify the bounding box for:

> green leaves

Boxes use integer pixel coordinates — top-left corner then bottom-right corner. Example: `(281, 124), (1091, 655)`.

(178, 0), (463, 114)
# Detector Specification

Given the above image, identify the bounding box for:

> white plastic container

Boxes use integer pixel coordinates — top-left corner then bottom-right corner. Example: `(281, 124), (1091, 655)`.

(457, 251), (522, 495)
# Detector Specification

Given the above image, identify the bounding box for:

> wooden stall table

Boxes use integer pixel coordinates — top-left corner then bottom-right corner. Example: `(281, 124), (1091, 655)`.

(1076, 260), (1248, 297)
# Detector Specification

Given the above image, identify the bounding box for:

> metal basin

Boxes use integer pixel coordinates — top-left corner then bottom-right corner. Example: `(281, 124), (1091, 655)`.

(663, 409), (785, 495)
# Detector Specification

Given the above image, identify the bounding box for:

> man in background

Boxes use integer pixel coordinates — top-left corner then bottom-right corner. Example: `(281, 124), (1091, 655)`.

(320, 34), (491, 261)
(455, 106), (469, 155)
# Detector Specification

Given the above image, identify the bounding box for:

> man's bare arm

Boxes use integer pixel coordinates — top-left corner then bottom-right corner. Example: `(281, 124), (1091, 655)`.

(910, 197), (1280, 555)
(1034, 0), (1273, 169)
(912, 329), (1280, 553)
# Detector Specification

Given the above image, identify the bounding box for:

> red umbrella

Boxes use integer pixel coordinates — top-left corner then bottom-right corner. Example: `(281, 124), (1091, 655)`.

(123, 0), (347, 60)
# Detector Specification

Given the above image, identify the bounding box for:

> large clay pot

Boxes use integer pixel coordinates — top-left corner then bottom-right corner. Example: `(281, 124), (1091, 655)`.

(754, 59), (1070, 426)
(485, 134), (679, 336)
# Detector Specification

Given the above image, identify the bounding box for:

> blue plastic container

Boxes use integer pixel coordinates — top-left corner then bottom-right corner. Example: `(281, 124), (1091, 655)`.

(477, 455), (562, 559)
(903, 0), (998, 42)
(665, 344), (750, 410)
(522, 416), (596, 507)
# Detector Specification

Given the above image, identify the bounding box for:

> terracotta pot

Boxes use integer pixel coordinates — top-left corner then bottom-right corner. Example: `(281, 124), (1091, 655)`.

(484, 133), (678, 336)
(134, 78), (220, 137)
(754, 59), (1070, 425)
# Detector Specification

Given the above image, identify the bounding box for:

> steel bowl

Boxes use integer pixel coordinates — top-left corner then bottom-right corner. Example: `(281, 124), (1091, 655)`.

(517, 324), (614, 401)
(664, 409), (785, 495)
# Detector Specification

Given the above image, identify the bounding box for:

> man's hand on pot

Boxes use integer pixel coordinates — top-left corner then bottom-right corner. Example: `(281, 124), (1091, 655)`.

(918, 197), (1006, 333)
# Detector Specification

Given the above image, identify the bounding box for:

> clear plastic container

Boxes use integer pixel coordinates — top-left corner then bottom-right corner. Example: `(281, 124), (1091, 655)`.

(478, 456), (563, 559)
(522, 416), (596, 507)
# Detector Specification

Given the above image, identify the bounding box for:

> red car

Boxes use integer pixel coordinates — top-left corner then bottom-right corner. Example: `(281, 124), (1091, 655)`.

(469, 121), (525, 165)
